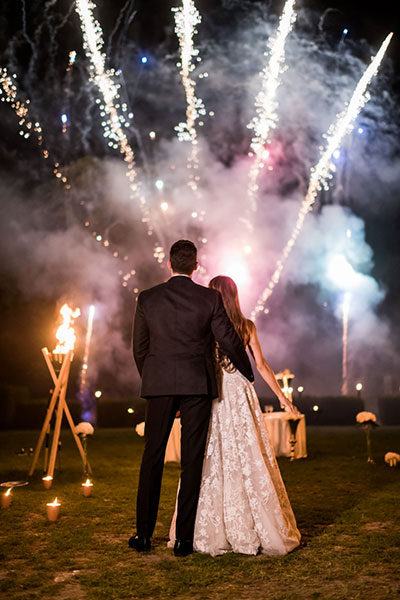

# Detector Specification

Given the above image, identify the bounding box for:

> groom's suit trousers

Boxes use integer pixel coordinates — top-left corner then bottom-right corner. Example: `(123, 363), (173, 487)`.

(136, 394), (212, 541)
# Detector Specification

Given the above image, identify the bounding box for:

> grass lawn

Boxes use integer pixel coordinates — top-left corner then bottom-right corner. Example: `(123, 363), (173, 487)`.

(0, 426), (399, 600)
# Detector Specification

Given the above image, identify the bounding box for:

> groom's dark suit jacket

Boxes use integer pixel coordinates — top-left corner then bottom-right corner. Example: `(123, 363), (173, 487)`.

(133, 275), (254, 398)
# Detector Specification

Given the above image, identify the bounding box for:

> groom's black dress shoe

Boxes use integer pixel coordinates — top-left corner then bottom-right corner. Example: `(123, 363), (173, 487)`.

(174, 540), (193, 557)
(128, 535), (151, 552)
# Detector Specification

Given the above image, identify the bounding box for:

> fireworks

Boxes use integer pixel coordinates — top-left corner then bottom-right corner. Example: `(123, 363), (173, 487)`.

(66, 50), (77, 72)
(79, 305), (96, 394)
(1, 68), (139, 288)
(0, 68), (137, 288)
(341, 293), (351, 396)
(251, 32), (393, 320)
(0, 68), (70, 189)
(247, 0), (297, 213)
(75, 0), (166, 277)
(173, 0), (206, 194)
(74, 1), (156, 236)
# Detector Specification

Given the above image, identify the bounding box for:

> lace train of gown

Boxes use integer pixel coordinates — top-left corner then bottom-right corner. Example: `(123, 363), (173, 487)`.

(168, 368), (301, 556)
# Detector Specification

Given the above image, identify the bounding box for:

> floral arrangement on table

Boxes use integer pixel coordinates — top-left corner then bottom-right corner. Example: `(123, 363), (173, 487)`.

(75, 422), (94, 436)
(135, 422), (145, 437)
(356, 411), (377, 426)
(384, 452), (400, 467)
(75, 422), (94, 476)
(356, 411), (377, 464)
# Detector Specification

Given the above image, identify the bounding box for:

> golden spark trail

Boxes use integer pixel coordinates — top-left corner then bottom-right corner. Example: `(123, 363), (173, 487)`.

(79, 304), (95, 393)
(341, 293), (350, 396)
(1, 68), (140, 288)
(247, 0), (297, 213)
(0, 68), (70, 189)
(251, 32), (393, 320)
(75, 0), (155, 239)
(173, 0), (206, 194)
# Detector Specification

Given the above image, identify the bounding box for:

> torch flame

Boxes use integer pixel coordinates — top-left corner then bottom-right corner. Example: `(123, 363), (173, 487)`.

(53, 304), (80, 356)
(5, 488), (11, 496)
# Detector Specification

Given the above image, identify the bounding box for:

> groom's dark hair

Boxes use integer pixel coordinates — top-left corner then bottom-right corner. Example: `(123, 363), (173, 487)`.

(169, 240), (197, 275)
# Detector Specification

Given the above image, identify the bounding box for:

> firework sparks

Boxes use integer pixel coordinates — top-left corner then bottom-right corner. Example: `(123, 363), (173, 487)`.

(0, 68), (70, 189)
(75, 0), (166, 279)
(79, 305), (96, 393)
(1, 68), (140, 289)
(66, 50), (77, 72)
(75, 1), (157, 237)
(172, 0), (206, 194)
(0, 68), (137, 288)
(251, 32), (393, 320)
(247, 0), (297, 213)
(341, 292), (351, 396)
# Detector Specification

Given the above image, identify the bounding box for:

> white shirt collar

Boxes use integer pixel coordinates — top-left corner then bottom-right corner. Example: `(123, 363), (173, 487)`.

(171, 273), (192, 279)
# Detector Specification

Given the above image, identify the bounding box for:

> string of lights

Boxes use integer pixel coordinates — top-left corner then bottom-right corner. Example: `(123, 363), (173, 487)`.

(251, 32), (393, 320)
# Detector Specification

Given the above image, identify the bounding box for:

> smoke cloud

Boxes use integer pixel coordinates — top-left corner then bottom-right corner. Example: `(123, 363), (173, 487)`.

(0, 0), (399, 405)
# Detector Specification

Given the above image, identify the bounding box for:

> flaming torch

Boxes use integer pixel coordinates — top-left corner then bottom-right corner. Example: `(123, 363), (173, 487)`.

(53, 304), (81, 363)
(29, 304), (92, 480)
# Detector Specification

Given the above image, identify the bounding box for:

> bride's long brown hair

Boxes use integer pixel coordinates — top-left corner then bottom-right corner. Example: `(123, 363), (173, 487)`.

(209, 275), (252, 349)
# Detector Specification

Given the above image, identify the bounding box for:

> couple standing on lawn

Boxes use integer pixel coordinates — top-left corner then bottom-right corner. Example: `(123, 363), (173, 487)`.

(130, 240), (300, 557)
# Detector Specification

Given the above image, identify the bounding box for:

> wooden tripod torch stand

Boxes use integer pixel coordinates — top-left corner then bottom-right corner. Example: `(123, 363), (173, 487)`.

(29, 348), (92, 481)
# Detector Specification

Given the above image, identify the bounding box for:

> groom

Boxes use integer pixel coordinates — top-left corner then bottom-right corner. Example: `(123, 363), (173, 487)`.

(130, 240), (254, 556)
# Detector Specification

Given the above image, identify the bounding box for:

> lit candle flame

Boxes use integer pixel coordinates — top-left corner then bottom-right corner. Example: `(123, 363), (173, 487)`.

(47, 497), (60, 506)
(5, 488), (11, 497)
(53, 304), (80, 356)
(83, 479), (92, 486)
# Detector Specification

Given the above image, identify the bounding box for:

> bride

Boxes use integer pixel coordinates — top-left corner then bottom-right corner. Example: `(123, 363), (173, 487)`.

(169, 275), (301, 556)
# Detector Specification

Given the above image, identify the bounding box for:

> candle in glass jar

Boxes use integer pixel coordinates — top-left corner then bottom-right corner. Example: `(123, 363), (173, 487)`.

(82, 479), (93, 497)
(1, 488), (12, 508)
(46, 497), (60, 522)
(42, 476), (53, 490)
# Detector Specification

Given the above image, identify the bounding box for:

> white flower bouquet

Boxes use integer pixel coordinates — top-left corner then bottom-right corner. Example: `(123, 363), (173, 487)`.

(135, 422), (145, 437)
(384, 452), (400, 467)
(75, 422), (94, 476)
(356, 412), (377, 464)
(75, 422), (94, 436)
(356, 411), (377, 425)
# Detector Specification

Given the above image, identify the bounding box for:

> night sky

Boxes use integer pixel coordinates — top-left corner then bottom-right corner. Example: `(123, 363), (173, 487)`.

(0, 0), (399, 403)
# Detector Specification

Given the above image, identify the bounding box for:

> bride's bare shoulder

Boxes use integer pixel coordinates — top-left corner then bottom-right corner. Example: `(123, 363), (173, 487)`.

(246, 319), (256, 334)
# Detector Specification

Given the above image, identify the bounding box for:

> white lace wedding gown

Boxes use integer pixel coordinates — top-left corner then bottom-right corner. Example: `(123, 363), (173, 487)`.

(168, 366), (301, 556)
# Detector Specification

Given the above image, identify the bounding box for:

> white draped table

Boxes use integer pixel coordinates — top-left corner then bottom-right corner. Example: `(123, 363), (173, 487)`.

(263, 412), (307, 459)
(165, 411), (307, 463)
